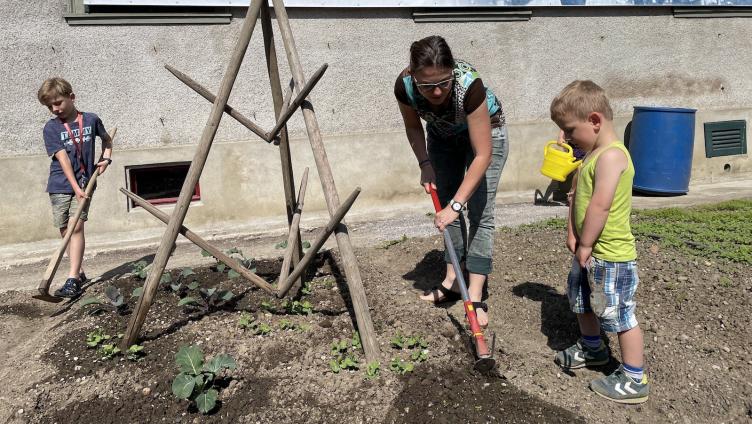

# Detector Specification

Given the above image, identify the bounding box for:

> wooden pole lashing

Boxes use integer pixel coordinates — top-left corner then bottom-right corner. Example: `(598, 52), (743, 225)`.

(277, 167), (308, 291)
(266, 63), (328, 143)
(277, 187), (361, 298)
(164, 64), (270, 143)
(120, 188), (275, 294)
(271, 0), (380, 363)
(121, 0), (265, 350)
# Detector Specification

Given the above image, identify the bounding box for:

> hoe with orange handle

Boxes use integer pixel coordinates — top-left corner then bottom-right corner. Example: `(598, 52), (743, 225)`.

(430, 187), (496, 372)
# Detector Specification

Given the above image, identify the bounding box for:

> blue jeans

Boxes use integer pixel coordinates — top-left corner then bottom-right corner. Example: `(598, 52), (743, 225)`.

(428, 125), (509, 275)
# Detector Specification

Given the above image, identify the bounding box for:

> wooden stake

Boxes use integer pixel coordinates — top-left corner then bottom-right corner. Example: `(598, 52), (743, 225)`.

(121, 0), (265, 350)
(164, 64), (270, 143)
(266, 63), (328, 143)
(277, 167), (308, 290)
(271, 0), (379, 362)
(261, 4), (304, 292)
(277, 187), (361, 298)
(120, 188), (275, 294)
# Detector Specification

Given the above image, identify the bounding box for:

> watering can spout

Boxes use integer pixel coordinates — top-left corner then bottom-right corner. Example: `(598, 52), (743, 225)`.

(540, 141), (582, 182)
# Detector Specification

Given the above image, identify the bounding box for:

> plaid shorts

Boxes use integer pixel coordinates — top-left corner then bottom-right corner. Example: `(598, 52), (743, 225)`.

(50, 193), (90, 228)
(567, 256), (640, 333)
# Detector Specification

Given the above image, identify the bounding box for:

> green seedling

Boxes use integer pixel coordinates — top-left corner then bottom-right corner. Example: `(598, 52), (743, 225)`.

(130, 260), (150, 279)
(719, 276), (734, 288)
(329, 334), (361, 373)
(352, 331), (362, 350)
(178, 287), (235, 313)
(171, 345), (236, 414)
(390, 358), (414, 375)
(131, 286), (144, 299)
(301, 281), (313, 296)
(391, 333), (406, 349)
(100, 344), (121, 359)
(126, 344), (145, 361)
(279, 319), (295, 330)
(365, 361), (380, 380)
(381, 235), (408, 250)
(282, 300), (313, 315)
(260, 301), (274, 312)
(204, 247), (256, 276)
(237, 312), (271, 335)
(275, 240), (288, 249)
(411, 349), (429, 363)
(85, 328), (112, 348)
(80, 286), (129, 316)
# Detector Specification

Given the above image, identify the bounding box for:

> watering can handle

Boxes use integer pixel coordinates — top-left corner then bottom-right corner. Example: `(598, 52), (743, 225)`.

(545, 140), (573, 156)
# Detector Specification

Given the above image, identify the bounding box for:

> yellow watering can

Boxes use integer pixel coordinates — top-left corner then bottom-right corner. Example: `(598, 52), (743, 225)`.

(540, 141), (582, 182)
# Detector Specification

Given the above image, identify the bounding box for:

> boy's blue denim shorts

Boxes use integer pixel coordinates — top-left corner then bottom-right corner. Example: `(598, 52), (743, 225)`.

(49, 193), (90, 228)
(567, 256), (640, 333)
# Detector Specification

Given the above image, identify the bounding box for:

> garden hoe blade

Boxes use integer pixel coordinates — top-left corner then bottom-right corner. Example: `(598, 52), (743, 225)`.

(429, 189), (496, 373)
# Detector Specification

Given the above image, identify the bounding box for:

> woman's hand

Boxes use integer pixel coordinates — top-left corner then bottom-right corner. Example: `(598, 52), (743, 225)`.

(434, 205), (459, 232)
(420, 164), (437, 194)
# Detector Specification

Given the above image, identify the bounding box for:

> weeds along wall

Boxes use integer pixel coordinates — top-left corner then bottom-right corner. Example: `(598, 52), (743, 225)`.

(1, 2), (751, 243)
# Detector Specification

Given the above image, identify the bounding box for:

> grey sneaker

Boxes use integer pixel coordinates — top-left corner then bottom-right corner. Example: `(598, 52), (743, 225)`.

(590, 366), (649, 404)
(554, 339), (609, 369)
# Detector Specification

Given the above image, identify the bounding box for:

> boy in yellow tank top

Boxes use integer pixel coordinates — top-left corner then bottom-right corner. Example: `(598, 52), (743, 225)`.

(549, 80), (648, 404)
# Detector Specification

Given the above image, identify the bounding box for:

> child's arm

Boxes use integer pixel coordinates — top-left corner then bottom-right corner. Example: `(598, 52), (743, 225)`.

(566, 171), (579, 254)
(96, 131), (113, 175)
(54, 150), (87, 200)
(575, 148), (628, 267)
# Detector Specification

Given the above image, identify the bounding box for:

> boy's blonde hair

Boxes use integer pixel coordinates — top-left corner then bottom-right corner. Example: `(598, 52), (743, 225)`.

(37, 77), (73, 106)
(550, 80), (613, 123)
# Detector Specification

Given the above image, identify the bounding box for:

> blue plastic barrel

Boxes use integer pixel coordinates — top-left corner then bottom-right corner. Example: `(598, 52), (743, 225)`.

(628, 106), (697, 195)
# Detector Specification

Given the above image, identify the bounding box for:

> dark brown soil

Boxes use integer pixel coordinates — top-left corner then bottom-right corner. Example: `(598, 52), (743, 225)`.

(1, 225), (751, 424)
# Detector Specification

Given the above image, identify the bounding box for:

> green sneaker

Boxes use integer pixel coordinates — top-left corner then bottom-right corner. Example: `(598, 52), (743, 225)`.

(554, 339), (609, 369)
(590, 366), (649, 404)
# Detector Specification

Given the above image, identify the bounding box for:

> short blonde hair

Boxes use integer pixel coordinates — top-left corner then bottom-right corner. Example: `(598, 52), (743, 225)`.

(550, 80), (613, 124)
(37, 77), (73, 105)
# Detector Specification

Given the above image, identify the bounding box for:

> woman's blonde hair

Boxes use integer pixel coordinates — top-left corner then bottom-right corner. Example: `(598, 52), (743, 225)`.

(550, 80), (613, 123)
(37, 77), (73, 105)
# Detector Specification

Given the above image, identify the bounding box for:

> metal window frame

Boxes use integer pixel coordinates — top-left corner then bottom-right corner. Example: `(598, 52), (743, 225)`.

(125, 162), (201, 210)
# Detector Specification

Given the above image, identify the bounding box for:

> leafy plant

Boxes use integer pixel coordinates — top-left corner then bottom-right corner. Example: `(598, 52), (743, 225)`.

(411, 349), (429, 363)
(203, 247), (256, 277)
(282, 300), (313, 315)
(85, 328), (112, 348)
(131, 286), (144, 299)
(80, 286), (129, 316)
(381, 234), (408, 250)
(390, 358), (414, 375)
(171, 345), (236, 414)
(365, 361), (381, 380)
(301, 281), (313, 296)
(100, 344), (121, 359)
(351, 331), (362, 350)
(127, 344), (145, 361)
(260, 301), (274, 312)
(179, 287), (236, 313)
(279, 319), (295, 330)
(329, 334), (360, 373)
(130, 260), (150, 279)
(237, 312), (271, 335)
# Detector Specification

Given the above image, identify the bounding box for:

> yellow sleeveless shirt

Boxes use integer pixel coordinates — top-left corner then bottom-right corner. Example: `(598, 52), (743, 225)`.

(573, 142), (637, 262)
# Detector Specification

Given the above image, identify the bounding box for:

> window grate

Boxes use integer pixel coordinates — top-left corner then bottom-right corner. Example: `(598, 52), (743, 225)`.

(703, 120), (747, 158)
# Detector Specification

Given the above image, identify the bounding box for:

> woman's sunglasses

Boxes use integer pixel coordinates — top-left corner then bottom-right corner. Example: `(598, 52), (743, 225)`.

(414, 77), (454, 92)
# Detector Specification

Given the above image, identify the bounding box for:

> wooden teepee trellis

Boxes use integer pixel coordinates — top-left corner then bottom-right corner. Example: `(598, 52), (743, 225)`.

(120, 0), (379, 362)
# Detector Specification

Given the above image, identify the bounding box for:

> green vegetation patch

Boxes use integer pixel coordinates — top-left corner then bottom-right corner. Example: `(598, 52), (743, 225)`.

(632, 199), (752, 264)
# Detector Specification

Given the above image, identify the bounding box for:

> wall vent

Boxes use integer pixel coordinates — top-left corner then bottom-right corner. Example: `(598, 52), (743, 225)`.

(703, 120), (747, 158)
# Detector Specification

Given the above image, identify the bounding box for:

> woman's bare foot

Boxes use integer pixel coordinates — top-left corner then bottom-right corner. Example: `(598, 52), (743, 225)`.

(475, 307), (489, 328)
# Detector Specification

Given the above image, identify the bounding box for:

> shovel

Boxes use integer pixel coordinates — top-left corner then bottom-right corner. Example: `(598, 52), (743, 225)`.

(33, 127), (116, 303)
(430, 188), (496, 372)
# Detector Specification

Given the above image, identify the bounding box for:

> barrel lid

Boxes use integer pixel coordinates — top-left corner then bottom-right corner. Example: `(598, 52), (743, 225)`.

(633, 106), (697, 113)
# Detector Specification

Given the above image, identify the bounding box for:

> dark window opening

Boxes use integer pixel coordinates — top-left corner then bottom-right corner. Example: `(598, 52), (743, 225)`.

(126, 162), (200, 210)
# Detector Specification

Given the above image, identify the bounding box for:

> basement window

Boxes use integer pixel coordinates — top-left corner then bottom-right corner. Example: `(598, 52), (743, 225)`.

(126, 162), (200, 210)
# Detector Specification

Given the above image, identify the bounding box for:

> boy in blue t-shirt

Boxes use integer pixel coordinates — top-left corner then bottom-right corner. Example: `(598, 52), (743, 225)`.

(37, 77), (113, 297)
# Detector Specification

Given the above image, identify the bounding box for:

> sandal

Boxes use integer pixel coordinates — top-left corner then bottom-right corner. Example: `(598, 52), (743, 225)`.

(421, 284), (461, 304)
(472, 302), (489, 328)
